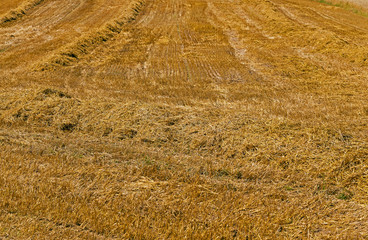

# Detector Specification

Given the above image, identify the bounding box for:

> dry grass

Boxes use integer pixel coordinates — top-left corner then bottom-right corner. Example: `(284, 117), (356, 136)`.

(1, 0), (368, 238)
(34, 0), (146, 71)
(314, 0), (368, 17)
(0, 0), (46, 25)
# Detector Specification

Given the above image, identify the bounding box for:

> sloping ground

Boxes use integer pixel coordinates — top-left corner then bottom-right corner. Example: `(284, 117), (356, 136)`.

(0, 0), (144, 69)
(346, 0), (368, 8)
(0, 0), (25, 16)
(0, 0), (368, 238)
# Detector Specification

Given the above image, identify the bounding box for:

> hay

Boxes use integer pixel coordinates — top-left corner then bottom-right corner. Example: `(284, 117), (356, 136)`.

(0, 87), (368, 238)
(0, 0), (45, 25)
(1, 0), (368, 237)
(34, 0), (146, 71)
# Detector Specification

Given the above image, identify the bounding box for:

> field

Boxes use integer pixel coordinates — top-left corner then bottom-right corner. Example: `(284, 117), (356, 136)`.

(1, 0), (368, 238)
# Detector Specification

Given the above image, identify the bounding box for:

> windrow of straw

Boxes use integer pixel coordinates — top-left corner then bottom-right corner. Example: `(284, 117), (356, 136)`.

(34, 0), (146, 71)
(0, 0), (46, 25)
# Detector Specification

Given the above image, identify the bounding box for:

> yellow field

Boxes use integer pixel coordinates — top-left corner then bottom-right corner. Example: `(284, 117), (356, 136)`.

(1, 0), (368, 238)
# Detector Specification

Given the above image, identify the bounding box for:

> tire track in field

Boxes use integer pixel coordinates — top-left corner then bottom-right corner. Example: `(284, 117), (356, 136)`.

(80, 0), (260, 98)
(2, 0), (367, 101)
(207, 0), (368, 89)
(81, 0), (189, 84)
(271, 0), (368, 35)
(140, 0), (190, 82)
(0, 0), (137, 70)
(206, 0), (271, 81)
(267, 0), (368, 72)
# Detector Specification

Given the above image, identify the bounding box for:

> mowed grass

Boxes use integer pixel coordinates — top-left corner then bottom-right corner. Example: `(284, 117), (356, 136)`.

(0, 0), (368, 238)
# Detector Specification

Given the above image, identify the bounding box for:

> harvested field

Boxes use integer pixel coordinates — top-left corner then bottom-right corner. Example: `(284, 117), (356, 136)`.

(346, 0), (368, 8)
(1, 0), (368, 239)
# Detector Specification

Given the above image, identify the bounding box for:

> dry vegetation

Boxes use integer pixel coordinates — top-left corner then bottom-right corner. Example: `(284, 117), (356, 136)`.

(0, 0), (46, 25)
(0, 0), (368, 239)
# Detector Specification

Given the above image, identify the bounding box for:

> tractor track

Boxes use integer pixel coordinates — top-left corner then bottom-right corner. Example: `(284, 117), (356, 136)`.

(1, 0), (368, 238)
(1, 0), (367, 88)
(0, 0), (139, 70)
